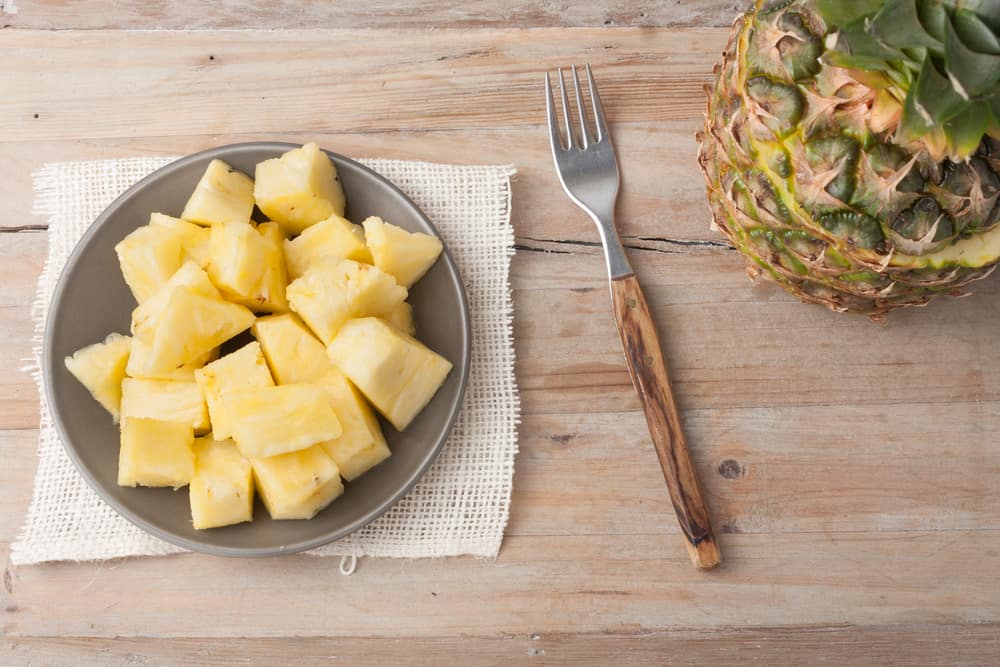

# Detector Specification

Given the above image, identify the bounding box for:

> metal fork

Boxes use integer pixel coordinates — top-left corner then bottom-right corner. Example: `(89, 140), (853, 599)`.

(546, 65), (720, 570)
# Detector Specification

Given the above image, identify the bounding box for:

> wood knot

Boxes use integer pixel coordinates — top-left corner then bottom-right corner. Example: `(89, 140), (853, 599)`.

(717, 459), (744, 480)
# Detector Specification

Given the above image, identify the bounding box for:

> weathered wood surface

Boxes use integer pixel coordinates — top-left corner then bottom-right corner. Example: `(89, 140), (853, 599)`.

(1, 0), (742, 30)
(3, 2), (1000, 664)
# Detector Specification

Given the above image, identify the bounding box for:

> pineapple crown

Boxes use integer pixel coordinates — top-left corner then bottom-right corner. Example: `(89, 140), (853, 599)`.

(815, 0), (1000, 160)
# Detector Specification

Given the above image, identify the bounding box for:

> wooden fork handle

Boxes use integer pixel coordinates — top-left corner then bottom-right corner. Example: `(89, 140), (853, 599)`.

(610, 274), (720, 570)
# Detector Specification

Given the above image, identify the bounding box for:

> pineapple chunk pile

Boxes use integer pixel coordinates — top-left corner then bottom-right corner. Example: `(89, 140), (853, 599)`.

(65, 143), (452, 530)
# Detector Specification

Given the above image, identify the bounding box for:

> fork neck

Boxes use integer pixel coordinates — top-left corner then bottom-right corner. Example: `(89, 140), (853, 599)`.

(588, 209), (634, 281)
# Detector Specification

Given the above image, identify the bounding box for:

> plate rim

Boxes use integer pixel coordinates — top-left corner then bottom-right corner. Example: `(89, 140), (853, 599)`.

(42, 141), (472, 557)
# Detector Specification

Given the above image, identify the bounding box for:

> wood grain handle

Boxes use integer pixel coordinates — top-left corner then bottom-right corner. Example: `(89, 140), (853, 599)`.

(610, 274), (720, 570)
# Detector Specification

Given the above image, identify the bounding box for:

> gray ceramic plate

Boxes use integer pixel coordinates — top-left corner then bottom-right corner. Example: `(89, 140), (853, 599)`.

(44, 142), (470, 557)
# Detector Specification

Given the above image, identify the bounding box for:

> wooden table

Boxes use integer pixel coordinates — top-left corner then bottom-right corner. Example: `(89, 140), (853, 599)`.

(2, 2), (999, 664)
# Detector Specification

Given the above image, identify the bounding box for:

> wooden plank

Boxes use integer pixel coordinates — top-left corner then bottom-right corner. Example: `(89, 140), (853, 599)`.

(2, 0), (741, 30)
(510, 403), (1000, 537)
(0, 431), (36, 542)
(5, 624), (1000, 666)
(0, 28), (727, 141)
(0, 122), (723, 242)
(4, 530), (1000, 638)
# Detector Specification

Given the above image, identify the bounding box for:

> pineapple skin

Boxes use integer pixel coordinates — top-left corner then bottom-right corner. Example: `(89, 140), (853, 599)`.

(698, 0), (1000, 317)
(180, 159), (256, 226)
(286, 259), (407, 344)
(190, 436), (254, 529)
(251, 444), (344, 520)
(225, 384), (343, 459)
(64, 332), (132, 423)
(283, 214), (372, 280)
(194, 342), (275, 441)
(327, 317), (452, 431)
(254, 142), (346, 234)
(362, 216), (443, 288)
(118, 417), (195, 488)
(120, 377), (211, 434)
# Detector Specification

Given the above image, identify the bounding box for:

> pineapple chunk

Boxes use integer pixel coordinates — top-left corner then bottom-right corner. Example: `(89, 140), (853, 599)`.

(205, 221), (288, 312)
(253, 221), (290, 313)
(190, 436), (253, 529)
(225, 384), (342, 458)
(283, 214), (372, 280)
(131, 261), (221, 343)
(150, 213), (211, 267)
(145, 287), (255, 374)
(317, 370), (391, 481)
(251, 445), (344, 520)
(362, 216), (443, 288)
(127, 338), (217, 381)
(118, 417), (194, 488)
(252, 313), (335, 384)
(120, 377), (211, 433)
(286, 259), (407, 344)
(254, 142), (346, 234)
(384, 301), (416, 336)
(194, 342), (274, 441)
(180, 159), (255, 226)
(114, 224), (185, 303)
(64, 332), (132, 423)
(205, 221), (267, 299)
(327, 318), (452, 431)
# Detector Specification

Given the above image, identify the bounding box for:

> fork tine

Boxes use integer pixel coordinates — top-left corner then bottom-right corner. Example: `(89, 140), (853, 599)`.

(571, 65), (590, 149)
(585, 64), (609, 142)
(557, 68), (574, 149)
(545, 72), (563, 152)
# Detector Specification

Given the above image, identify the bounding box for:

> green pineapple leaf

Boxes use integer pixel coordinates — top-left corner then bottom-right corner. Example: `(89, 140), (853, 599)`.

(814, 0), (884, 27)
(944, 101), (993, 156)
(900, 57), (968, 138)
(944, 12), (1000, 97)
(952, 9), (1000, 54)
(870, 0), (944, 52)
(956, 0), (1000, 33)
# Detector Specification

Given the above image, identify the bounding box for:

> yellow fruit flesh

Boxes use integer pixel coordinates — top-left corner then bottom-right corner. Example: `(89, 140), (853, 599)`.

(253, 142), (346, 234)
(206, 221), (267, 299)
(180, 159), (255, 226)
(115, 224), (185, 303)
(190, 436), (254, 529)
(120, 377), (211, 433)
(316, 370), (391, 481)
(225, 384), (342, 458)
(64, 332), (132, 423)
(252, 313), (335, 384)
(253, 221), (290, 313)
(145, 287), (255, 374)
(130, 261), (221, 343)
(327, 317), (452, 431)
(149, 213), (211, 267)
(194, 342), (274, 441)
(384, 301), (416, 336)
(251, 445), (344, 520)
(286, 259), (407, 344)
(362, 216), (443, 288)
(118, 417), (194, 488)
(283, 214), (372, 280)
(126, 338), (217, 381)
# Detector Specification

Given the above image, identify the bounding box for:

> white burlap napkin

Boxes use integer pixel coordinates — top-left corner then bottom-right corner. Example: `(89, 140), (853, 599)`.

(12, 156), (519, 566)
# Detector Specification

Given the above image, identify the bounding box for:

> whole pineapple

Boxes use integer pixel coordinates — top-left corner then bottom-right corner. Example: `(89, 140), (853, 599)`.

(699, 0), (1000, 317)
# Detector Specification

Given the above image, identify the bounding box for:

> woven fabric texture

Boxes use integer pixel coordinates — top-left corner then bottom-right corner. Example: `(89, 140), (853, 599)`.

(12, 156), (519, 565)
